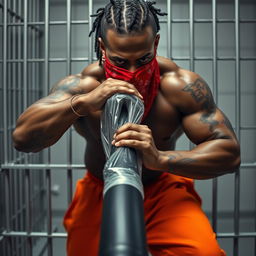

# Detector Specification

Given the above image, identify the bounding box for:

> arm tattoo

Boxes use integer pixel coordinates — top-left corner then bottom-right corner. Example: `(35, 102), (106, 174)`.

(168, 154), (197, 172)
(220, 110), (236, 136)
(182, 78), (219, 131)
(48, 76), (82, 99)
(183, 79), (236, 139)
(182, 78), (215, 110)
(199, 111), (219, 132)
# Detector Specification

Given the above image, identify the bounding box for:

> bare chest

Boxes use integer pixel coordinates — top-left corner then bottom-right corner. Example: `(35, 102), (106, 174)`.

(74, 91), (183, 149)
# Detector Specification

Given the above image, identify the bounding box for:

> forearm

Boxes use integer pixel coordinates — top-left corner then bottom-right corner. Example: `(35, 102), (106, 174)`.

(158, 139), (241, 179)
(12, 94), (87, 152)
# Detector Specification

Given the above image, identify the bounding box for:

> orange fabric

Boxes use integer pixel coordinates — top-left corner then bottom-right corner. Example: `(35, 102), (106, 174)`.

(63, 171), (226, 256)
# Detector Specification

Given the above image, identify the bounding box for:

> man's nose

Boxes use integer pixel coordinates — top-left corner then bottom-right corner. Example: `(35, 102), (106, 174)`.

(128, 65), (137, 72)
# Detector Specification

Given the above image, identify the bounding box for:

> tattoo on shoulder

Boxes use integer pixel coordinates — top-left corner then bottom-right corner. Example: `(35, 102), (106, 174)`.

(182, 78), (215, 111)
(49, 76), (82, 99)
(182, 78), (219, 131)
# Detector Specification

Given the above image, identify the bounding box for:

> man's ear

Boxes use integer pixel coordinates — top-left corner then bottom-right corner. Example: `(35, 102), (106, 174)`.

(98, 37), (106, 55)
(154, 34), (160, 49)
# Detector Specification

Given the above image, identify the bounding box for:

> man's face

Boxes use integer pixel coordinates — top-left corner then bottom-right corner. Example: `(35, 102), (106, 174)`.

(100, 26), (159, 72)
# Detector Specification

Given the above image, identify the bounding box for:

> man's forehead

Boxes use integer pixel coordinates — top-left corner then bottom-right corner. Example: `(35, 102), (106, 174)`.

(104, 26), (155, 52)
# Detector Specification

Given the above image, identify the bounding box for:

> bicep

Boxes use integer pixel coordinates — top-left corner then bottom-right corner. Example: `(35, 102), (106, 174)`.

(179, 77), (237, 144)
(182, 107), (237, 145)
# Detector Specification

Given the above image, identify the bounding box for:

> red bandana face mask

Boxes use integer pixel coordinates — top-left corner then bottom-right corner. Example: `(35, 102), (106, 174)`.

(104, 55), (160, 120)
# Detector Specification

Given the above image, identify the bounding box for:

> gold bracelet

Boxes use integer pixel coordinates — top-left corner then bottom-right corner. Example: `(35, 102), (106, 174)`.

(70, 95), (85, 117)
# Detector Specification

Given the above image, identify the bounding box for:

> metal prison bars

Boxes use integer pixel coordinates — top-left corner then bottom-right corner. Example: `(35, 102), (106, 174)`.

(0, 0), (255, 255)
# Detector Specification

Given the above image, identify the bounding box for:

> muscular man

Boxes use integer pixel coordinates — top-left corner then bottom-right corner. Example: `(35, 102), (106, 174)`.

(13, 1), (240, 255)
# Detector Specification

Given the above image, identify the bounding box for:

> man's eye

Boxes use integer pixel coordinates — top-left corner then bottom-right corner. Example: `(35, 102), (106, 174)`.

(115, 59), (126, 66)
(138, 57), (151, 65)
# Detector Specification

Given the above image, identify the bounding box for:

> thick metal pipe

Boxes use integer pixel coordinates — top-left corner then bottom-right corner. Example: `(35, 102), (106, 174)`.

(99, 94), (147, 256)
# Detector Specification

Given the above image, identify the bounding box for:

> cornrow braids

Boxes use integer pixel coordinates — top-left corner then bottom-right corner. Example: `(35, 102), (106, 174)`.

(89, 0), (167, 66)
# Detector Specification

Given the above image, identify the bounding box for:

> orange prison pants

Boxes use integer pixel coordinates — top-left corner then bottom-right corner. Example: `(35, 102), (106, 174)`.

(63, 171), (226, 256)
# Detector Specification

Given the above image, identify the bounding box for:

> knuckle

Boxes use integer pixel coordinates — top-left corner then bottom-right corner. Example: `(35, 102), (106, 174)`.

(126, 123), (133, 129)
(145, 134), (151, 140)
(144, 142), (151, 149)
(143, 125), (151, 133)
(131, 140), (137, 146)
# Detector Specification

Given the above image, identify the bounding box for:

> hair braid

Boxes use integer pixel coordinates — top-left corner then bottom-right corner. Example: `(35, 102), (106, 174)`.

(125, 1), (140, 32)
(113, 0), (123, 33)
(145, 1), (167, 32)
(89, 0), (167, 65)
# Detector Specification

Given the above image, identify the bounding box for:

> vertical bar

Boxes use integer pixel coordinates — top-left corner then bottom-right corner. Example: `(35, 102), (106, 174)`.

(3, 4), (11, 254)
(188, 0), (195, 151)
(44, 0), (53, 255)
(212, 0), (218, 233)
(17, 0), (22, 163)
(167, 0), (172, 59)
(88, 0), (93, 64)
(11, 0), (16, 164)
(23, 0), (29, 169)
(67, 0), (73, 204)
(12, 0), (16, 149)
(46, 169), (53, 256)
(189, 0), (194, 72)
(3, 0), (8, 164)
(4, 169), (12, 255)
(17, 2), (23, 253)
(25, 169), (32, 256)
(7, 0), (11, 163)
(67, 0), (71, 74)
(12, 1), (19, 253)
(45, 0), (51, 163)
(23, 0), (28, 109)
(234, 0), (241, 255)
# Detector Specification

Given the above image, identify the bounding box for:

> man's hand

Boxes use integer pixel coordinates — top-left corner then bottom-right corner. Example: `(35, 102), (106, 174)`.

(112, 123), (161, 170)
(79, 78), (143, 113)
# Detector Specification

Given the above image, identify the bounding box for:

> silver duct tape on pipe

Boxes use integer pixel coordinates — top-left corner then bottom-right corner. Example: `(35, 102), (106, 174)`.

(101, 94), (145, 197)
(103, 167), (144, 198)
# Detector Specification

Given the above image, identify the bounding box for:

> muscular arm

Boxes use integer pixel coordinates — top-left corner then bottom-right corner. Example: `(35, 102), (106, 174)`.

(13, 63), (143, 153)
(12, 74), (95, 152)
(113, 69), (240, 179)
(159, 74), (241, 179)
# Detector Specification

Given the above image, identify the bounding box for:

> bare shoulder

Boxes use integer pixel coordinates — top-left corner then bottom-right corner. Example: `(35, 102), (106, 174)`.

(157, 56), (179, 75)
(49, 62), (103, 98)
(81, 61), (105, 82)
(158, 56), (213, 114)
